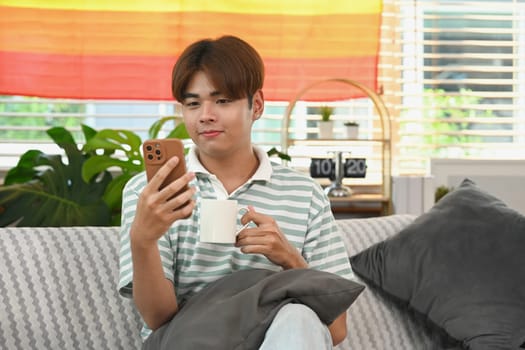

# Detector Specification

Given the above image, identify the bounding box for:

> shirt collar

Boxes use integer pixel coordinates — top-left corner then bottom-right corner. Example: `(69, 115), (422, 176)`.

(187, 145), (272, 182)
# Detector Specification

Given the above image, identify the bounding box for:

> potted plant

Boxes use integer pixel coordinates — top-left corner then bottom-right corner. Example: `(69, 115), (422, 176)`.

(344, 121), (359, 139)
(0, 125), (120, 226)
(318, 105), (334, 139)
(435, 185), (454, 203)
(0, 117), (183, 227)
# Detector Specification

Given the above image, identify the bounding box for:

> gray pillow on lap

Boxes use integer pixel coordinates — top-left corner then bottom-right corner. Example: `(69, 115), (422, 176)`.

(143, 268), (364, 350)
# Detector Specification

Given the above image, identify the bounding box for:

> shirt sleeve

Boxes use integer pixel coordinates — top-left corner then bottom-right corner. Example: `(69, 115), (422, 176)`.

(302, 182), (355, 280)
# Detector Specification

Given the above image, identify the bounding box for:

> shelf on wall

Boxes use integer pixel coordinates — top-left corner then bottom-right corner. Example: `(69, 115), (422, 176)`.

(281, 78), (392, 216)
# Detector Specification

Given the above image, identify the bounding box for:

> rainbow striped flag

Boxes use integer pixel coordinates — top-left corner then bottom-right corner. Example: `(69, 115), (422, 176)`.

(0, 1), (382, 101)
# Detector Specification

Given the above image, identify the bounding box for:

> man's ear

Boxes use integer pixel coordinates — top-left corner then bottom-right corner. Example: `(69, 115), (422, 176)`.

(252, 90), (265, 120)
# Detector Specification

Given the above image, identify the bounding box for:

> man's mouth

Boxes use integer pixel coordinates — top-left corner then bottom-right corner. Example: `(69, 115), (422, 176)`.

(200, 130), (222, 137)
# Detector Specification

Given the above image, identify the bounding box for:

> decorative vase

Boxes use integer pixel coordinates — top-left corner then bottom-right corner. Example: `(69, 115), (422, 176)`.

(344, 124), (359, 139)
(318, 121), (334, 139)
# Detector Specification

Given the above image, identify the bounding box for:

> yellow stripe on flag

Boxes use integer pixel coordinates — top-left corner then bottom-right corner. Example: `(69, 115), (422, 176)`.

(0, 0), (381, 15)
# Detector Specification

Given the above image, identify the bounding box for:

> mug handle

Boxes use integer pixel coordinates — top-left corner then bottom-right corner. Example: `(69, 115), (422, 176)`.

(235, 222), (251, 235)
(235, 206), (251, 235)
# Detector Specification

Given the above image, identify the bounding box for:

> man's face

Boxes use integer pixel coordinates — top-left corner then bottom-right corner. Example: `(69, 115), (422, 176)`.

(181, 71), (263, 159)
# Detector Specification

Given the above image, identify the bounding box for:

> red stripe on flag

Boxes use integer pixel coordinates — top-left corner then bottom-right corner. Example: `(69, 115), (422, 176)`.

(0, 51), (378, 101)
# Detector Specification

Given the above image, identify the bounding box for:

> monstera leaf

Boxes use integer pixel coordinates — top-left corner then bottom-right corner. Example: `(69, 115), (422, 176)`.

(82, 128), (144, 224)
(148, 116), (190, 139)
(0, 126), (112, 227)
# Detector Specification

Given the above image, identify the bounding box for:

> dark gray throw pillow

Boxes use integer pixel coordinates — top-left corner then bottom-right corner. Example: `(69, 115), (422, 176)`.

(143, 268), (364, 350)
(350, 178), (525, 350)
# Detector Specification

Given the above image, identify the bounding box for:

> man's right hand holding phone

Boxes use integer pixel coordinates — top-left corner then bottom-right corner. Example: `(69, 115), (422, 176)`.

(130, 156), (193, 329)
(131, 156), (196, 245)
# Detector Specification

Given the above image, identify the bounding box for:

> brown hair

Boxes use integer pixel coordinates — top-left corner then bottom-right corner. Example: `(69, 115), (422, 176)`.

(171, 35), (265, 107)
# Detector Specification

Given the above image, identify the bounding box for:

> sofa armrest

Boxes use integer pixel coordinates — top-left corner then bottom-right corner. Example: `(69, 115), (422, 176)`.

(0, 226), (143, 349)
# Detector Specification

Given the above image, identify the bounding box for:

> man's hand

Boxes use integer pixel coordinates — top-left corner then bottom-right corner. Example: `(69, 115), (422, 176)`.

(130, 156), (194, 329)
(235, 206), (308, 269)
(131, 156), (196, 246)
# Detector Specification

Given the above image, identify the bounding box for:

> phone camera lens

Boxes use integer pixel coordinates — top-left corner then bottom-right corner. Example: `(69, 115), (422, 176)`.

(147, 154), (153, 160)
(155, 150), (161, 155)
(146, 145), (152, 151)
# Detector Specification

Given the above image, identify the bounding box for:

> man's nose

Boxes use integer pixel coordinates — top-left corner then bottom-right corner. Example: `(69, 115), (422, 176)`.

(200, 101), (217, 122)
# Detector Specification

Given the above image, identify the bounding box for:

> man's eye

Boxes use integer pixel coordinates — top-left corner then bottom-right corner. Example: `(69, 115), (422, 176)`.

(216, 98), (232, 104)
(185, 101), (199, 107)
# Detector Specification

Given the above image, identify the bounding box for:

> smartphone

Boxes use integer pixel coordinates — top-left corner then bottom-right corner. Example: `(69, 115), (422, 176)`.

(143, 138), (188, 191)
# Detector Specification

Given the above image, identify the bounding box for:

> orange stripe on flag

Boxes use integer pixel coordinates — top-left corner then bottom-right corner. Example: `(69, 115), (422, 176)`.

(0, 6), (380, 57)
(0, 51), (377, 101)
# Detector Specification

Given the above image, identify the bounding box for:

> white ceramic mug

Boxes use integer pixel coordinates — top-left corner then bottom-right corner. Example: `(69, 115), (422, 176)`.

(199, 199), (249, 243)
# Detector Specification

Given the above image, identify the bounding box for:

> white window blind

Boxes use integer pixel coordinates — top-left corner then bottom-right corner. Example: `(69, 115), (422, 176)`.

(381, 0), (525, 174)
(0, 97), (288, 170)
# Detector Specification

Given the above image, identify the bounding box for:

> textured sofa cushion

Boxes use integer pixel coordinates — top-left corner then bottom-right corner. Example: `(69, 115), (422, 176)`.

(350, 179), (525, 350)
(0, 226), (142, 350)
(0, 216), (469, 350)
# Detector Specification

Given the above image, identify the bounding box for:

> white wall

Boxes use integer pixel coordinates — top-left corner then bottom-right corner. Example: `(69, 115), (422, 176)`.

(392, 159), (525, 216)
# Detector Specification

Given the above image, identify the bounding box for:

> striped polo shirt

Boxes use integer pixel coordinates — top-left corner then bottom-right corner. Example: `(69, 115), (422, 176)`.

(118, 146), (354, 340)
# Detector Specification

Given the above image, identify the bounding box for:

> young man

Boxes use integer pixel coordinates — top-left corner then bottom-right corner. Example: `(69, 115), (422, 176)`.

(118, 35), (354, 349)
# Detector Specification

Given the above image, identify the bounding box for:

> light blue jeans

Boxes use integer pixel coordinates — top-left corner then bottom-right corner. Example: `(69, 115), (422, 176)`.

(259, 304), (333, 350)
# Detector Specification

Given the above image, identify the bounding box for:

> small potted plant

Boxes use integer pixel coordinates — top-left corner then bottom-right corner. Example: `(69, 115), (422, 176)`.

(344, 121), (359, 139)
(318, 105), (334, 139)
(435, 185), (454, 203)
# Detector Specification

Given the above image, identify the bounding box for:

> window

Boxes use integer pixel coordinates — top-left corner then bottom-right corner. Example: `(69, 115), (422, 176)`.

(381, 0), (525, 174)
(0, 97), (288, 171)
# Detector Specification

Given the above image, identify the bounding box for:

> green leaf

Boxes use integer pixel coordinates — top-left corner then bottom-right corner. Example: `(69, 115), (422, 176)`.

(166, 123), (190, 139)
(46, 126), (76, 146)
(82, 129), (144, 182)
(267, 147), (292, 161)
(82, 124), (98, 143)
(148, 116), (186, 139)
(103, 173), (134, 211)
(82, 155), (143, 183)
(4, 150), (43, 185)
(0, 182), (44, 226)
(148, 119), (163, 139)
(83, 129), (142, 155)
(45, 126), (85, 173)
(0, 152), (112, 227)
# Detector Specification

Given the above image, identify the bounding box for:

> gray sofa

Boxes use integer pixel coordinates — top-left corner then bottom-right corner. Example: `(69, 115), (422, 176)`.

(0, 215), (438, 350)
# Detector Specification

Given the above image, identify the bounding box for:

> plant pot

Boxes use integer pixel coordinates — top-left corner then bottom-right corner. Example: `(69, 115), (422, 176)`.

(318, 121), (334, 139)
(344, 125), (359, 139)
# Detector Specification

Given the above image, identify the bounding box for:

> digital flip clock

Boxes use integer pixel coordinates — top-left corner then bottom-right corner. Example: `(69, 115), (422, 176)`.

(309, 158), (367, 180)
